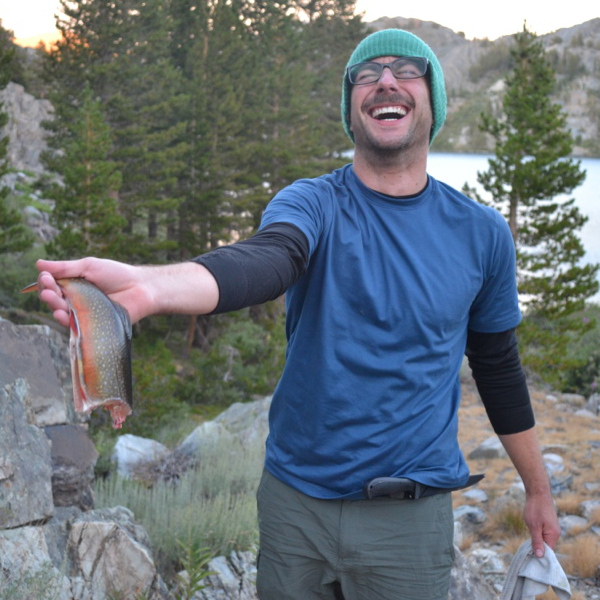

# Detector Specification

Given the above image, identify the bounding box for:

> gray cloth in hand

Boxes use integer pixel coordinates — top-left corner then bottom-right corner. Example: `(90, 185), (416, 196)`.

(500, 540), (571, 600)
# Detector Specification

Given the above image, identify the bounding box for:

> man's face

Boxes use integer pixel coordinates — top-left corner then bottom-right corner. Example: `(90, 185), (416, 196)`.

(349, 56), (434, 156)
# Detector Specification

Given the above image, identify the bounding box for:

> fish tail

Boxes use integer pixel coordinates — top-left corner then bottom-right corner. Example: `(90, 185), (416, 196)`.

(20, 282), (40, 294)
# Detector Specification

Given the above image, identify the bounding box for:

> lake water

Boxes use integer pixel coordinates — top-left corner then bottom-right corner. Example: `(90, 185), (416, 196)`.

(428, 152), (600, 303)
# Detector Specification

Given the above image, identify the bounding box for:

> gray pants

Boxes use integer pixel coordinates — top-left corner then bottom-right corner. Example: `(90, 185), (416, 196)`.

(256, 469), (455, 600)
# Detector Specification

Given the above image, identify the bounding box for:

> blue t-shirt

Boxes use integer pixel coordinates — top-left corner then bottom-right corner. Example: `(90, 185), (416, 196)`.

(259, 164), (521, 500)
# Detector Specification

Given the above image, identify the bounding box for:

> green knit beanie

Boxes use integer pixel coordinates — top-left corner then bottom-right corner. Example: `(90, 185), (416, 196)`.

(341, 29), (447, 145)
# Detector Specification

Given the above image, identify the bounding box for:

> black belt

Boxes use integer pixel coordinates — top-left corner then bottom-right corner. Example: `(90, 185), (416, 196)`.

(363, 474), (484, 500)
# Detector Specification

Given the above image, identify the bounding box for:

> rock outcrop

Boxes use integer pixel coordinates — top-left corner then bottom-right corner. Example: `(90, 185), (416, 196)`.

(0, 81), (53, 174)
(0, 318), (169, 599)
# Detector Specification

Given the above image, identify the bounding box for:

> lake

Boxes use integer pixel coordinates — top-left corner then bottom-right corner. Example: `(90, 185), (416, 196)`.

(428, 152), (600, 303)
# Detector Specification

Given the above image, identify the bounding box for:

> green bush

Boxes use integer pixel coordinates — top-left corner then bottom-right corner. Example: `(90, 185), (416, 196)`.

(95, 435), (263, 581)
(562, 303), (600, 396)
(181, 309), (286, 409)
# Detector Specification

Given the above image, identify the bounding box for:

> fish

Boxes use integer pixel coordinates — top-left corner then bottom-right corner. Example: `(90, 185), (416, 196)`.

(21, 278), (133, 429)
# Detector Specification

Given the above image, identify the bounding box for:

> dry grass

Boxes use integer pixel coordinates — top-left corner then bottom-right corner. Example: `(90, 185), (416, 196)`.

(559, 534), (600, 578)
(587, 506), (600, 527)
(457, 375), (600, 597)
(478, 502), (528, 541)
(537, 591), (587, 600)
(555, 493), (585, 515)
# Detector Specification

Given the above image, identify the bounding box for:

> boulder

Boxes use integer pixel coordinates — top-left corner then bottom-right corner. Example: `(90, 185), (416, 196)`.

(559, 515), (589, 537)
(178, 396), (272, 458)
(0, 525), (71, 600)
(214, 395), (272, 447)
(580, 499), (600, 520)
(586, 393), (599, 415)
(0, 81), (53, 173)
(112, 433), (170, 478)
(0, 318), (72, 427)
(449, 546), (498, 600)
(0, 379), (54, 528)
(468, 436), (508, 460)
(543, 452), (565, 475)
(68, 506), (169, 600)
(196, 550), (258, 600)
(178, 420), (233, 458)
(45, 424), (99, 510)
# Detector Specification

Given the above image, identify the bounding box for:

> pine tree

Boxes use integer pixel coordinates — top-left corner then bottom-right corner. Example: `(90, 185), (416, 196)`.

(44, 84), (125, 259)
(170, 0), (250, 259)
(44, 0), (189, 263)
(468, 25), (599, 384)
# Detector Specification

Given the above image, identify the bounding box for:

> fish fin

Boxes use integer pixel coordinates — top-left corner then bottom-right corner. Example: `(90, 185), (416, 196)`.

(109, 300), (133, 410)
(111, 300), (133, 340)
(20, 282), (39, 294)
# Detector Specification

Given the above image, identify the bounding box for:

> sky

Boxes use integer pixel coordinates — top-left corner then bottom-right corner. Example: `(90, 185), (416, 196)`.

(1, 0), (599, 46)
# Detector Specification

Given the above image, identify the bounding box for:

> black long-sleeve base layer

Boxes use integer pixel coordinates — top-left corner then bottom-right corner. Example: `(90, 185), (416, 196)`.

(193, 222), (534, 435)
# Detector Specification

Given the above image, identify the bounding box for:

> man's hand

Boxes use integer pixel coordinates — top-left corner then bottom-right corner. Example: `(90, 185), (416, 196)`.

(34, 257), (219, 326)
(499, 428), (561, 557)
(523, 488), (561, 557)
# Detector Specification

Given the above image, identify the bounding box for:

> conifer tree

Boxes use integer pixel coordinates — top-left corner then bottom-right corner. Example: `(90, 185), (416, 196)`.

(44, 85), (125, 259)
(170, 0), (250, 259)
(468, 25), (599, 384)
(45, 0), (189, 263)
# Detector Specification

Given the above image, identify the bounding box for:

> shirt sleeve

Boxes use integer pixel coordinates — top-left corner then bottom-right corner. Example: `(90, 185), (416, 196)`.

(465, 328), (535, 435)
(192, 222), (309, 314)
(469, 211), (522, 333)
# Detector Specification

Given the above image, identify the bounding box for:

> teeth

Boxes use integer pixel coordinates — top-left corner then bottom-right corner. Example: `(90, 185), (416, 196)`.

(372, 106), (407, 119)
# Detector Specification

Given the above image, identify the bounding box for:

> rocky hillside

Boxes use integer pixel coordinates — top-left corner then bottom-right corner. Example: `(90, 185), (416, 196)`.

(369, 16), (600, 156)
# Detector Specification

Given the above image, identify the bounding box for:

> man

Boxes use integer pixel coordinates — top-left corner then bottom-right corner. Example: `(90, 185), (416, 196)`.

(35, 29), (559, 600)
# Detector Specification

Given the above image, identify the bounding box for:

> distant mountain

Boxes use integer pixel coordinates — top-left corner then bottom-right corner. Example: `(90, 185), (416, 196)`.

(369, 16), (600, 157)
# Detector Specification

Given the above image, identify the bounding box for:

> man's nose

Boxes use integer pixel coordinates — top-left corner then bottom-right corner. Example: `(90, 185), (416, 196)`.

(377, 66), (399, 88)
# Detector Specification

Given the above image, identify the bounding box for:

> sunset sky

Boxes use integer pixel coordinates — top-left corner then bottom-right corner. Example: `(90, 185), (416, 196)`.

(1, 0), (599, 46)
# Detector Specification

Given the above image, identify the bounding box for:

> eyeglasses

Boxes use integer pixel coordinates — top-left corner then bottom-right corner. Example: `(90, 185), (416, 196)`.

(347, 57), (429, 85)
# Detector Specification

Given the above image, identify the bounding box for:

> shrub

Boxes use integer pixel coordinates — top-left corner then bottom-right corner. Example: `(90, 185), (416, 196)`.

(94, 435), (263, 581)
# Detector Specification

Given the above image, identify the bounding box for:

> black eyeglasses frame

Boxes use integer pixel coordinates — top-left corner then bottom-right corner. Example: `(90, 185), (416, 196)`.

(346, 57), (429, 86)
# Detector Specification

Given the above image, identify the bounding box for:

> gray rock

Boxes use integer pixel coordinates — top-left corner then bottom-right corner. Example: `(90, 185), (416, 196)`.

(196, 550), (258, 600)
(454, 505), (488, 524)
(0, 379), (54, 528)
(543, 452), (565, 475)
(461, 488), (489, 503)
(492, 484), (527, 514)
(586, 393), (600, 415)
(0, 81), (53, 173)
(468, 436), (508, 459)
(214, 396), (272, 447)
(559, 514), (589, 536)
(0, 318), (72, 427)
(550, 474), (574, 494)
(44, 424), (99, 510)
(449, 547), (498, 600)
(574, 408), (597, 418)
(178, 420), (233, 457)
(112, 433), (170, 478)
(580, 499), (600, 520)
(0, 525), (71, 600)
(468, 547), (507, 576)
(69, 506), (169, 600)
(560, 393), (587, 407)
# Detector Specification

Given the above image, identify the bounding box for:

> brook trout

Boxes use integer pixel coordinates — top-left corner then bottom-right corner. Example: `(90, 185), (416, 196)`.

(21, 278), (133, 428)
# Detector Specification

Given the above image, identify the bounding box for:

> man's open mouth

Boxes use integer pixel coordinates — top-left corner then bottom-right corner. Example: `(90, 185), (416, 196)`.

(370, 106), (408, 121)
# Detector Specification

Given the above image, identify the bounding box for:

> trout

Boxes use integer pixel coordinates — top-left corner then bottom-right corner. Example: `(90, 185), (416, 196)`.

(21, 278), (133, 428)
